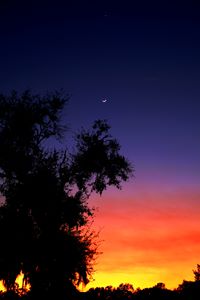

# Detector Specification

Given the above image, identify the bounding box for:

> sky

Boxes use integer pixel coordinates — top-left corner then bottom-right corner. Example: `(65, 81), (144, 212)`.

(1, 0), (200, 290)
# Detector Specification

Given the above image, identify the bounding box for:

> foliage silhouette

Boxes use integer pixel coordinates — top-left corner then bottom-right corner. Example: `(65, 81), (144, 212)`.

(85, 283), (177, 300)
(1, 267), (200, 299)
(193, 264), (200, 281)
(0, 91), (132, 299)
(84, 267), (200, 300)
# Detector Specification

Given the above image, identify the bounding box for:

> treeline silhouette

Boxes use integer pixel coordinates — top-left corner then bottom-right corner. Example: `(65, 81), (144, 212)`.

(1, 266), (200, 299)
(84, 265), (200, 300)
(84, 280), (200, 300)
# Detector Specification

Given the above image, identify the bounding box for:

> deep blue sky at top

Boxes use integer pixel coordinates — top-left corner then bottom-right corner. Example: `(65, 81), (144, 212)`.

(0, 0), (200, 189)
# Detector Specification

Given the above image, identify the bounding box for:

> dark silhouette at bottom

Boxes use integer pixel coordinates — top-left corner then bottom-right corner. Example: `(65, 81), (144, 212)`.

(1, 264), (200, 300)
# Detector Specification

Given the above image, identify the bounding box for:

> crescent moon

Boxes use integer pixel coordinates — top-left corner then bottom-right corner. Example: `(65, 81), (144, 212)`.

(102, 99), (107, 103)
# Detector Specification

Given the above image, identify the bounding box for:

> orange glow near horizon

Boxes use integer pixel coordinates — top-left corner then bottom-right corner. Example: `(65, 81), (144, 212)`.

(1, 185), (200, 292)
(85, 185), (200, 290)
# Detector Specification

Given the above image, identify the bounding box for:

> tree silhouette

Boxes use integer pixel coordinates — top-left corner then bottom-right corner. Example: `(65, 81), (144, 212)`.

(193, 264), (200, 281)
(117, 283), (134, 294)
(0, 91), (132, 299)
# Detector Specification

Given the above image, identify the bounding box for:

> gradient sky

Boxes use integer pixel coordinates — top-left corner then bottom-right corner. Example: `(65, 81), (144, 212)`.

(1, 0), (200, 290)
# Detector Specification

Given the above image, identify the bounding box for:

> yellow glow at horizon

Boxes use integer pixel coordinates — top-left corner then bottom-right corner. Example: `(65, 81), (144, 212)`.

(15, 271), (31, 291)
(85, 271), (158, 290)
(0, 281), (6, 292)
(84, 265), (195, 291)
(0, 266), (196, 293)
(0, 272), (30, 293)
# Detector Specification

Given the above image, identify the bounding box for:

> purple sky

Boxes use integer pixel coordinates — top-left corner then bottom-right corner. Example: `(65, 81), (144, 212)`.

(1, 0), (200, 288)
